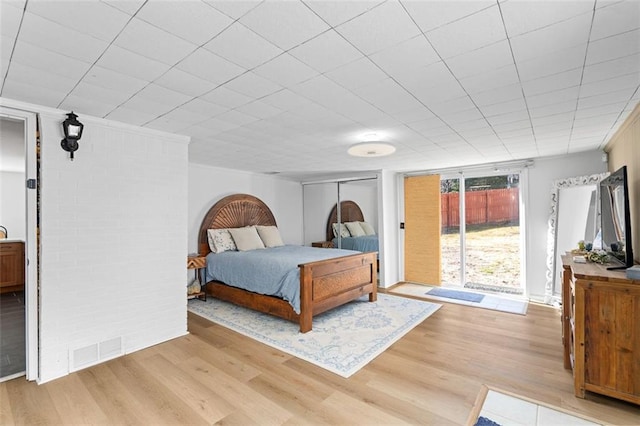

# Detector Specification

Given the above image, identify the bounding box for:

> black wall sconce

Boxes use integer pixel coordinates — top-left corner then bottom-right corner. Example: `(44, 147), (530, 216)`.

(60, 111), (84, 161)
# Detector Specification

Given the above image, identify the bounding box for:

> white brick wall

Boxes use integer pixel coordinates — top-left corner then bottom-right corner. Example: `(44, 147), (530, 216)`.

(38, 111), (189, 382)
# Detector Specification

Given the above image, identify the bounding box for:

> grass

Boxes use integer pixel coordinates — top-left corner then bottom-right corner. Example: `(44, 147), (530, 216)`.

(440, 224), (521, 289)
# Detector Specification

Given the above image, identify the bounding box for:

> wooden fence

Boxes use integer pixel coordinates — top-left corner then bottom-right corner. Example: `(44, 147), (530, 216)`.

(441, 188), (519, 228)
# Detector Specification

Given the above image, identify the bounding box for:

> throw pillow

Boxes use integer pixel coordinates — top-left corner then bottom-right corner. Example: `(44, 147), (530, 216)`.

(229, 226), (265, 251)
(359, 221), (376, 236)
(332, 222), (351, 238)
(345, 221), (365, 237)
(207, 228), (237, 253)
(256, 225), (284, 248)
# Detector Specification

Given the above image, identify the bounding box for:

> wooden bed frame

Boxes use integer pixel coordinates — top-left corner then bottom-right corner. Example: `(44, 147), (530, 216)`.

(198, 194), (377, 333)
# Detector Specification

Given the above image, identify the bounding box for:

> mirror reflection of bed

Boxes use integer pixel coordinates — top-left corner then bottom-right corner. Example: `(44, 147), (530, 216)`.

(326, 200), (380, 272)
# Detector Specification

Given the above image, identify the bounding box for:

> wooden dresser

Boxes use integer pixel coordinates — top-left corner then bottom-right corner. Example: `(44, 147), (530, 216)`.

(0, 241), (25, 294)
(561, 254), (640, 405)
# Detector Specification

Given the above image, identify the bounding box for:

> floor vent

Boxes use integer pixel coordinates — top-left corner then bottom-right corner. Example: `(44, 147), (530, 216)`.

(70, 337), (123, 372)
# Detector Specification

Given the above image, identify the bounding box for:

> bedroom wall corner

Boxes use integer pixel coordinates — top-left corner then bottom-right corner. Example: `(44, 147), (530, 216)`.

(36, 107), (189, 383)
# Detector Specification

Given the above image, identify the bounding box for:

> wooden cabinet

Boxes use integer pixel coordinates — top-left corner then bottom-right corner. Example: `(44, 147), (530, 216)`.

(187, 255), (206, 301)
(0, 241), (25, 293)
(562, 255), (640, 405)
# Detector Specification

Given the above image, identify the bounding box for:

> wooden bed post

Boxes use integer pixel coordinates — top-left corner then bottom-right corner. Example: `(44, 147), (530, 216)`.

(299, 264), (313, 333)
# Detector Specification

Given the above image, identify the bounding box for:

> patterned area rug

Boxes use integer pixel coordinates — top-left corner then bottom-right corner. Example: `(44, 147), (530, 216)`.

(188, 293), (441, 378)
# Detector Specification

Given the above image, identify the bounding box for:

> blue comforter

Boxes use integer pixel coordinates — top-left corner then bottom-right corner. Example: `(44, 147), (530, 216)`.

(333, 235), (379, 253)
(205, 245), (360, 314)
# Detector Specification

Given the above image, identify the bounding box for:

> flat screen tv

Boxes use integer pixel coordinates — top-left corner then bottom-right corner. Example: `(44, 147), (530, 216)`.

(600, 165), (634, 270)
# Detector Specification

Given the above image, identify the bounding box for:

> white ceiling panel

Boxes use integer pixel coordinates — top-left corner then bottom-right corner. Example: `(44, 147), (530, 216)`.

(324, 57), (388, 90)
(97, 45), (170, 81)
(586, 29), (640, 65)
(19, 12), (108, 64)
(402, 1), (495, 33)
(426, 5), (505, 59)
(445, 40), (514, 80)
(27, 0), (130, 42)
(239, 1), (330, 50)
(368, 35), (440, 80)
(1, 2), (23, 38)
(304, 1), (384, 27)
(154, 68), (218, 98)
(290, 29), (363, 74)
(203, 23), (282, 69)
(510, 13), (592, 63)
(136, 1), (232, 45)
(223, 71), (282, 99)
(582, 53), (640, 84)
(590, 0), (640, 40)
(205, 0), (262, 20)
(500, 0), (594, 37)
(1, 0), (638, 180)
(253, 53), (318, 87)
(336, 1), (421, 55)
(176, 48), (246, 84)
(102, 0), (145, 16)
(516, 44), (587, 81)
(11, 40), (92, 81)
(113, 18), (196, 66)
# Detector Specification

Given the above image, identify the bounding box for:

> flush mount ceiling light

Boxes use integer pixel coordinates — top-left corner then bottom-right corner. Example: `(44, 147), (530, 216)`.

(347, 142), (396, 157)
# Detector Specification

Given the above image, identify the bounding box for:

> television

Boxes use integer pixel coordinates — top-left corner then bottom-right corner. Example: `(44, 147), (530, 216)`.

(600, 165), (634, 270)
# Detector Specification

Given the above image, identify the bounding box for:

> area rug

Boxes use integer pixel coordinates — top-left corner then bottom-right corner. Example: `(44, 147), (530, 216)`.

(188, 293), (441, 378)
(427, 287), (484, 303)
(466, 385), (602, 426)
(390, 283), (528, 315)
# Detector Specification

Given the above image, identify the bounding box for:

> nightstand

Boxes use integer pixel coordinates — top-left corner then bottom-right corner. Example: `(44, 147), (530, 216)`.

(187, 254), (206, 301)
(312, 241), (334, 248)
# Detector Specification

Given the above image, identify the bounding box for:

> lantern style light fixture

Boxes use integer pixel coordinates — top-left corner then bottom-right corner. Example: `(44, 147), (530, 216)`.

(60, 111), (84, 161)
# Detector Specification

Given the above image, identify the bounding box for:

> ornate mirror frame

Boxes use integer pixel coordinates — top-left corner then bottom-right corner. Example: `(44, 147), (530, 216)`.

(545, 172), (609, 304)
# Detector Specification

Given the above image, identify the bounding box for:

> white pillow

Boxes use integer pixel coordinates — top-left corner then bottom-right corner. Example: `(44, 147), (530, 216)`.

(359, 221), (376, 236)
(345, 221), (365, 237)
(332, 223), (351, 238)
(228, 226), (265, 251)
(256, 225), (284, 248)
(207, 229), (237, 253)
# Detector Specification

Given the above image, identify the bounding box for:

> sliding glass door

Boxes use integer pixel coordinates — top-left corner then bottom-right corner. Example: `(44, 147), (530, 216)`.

(440, 172), (523, 295)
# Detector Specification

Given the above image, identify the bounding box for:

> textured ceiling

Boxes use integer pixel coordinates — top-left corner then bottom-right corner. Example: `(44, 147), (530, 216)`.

(1, 0), (638, 180)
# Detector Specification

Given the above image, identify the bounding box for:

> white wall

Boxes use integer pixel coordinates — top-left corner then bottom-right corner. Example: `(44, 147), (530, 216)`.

(526, 150), (607, 301)
(0, 171), (25, 240)
(35, 107), (189, 383)
(188, 163), (303, 253)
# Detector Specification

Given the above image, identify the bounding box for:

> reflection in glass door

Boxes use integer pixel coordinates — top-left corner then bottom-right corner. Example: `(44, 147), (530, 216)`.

(440, 173), (523, 294)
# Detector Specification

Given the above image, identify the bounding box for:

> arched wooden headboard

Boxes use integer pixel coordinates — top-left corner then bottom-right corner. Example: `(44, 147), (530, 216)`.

(198, 194), (277, 255)
(325, 200), (365, 241)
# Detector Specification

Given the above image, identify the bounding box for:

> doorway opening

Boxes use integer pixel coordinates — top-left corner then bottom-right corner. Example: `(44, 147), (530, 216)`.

(440, 172), (524, 296)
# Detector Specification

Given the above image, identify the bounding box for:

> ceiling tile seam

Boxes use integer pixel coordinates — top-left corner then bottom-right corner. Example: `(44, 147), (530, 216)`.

(389, 1), (488, 156)
(502, 2), (596, 39)
(105, 9), (253, 125)
(55, 2), (156, 112)
(0, 1), (28, 98)
(566, 5), (597, 154)
(301, 0), (388, 31)
(405, 0), (498, 34)
(208, 0), (264, 21)
(496, 0), (540, 157)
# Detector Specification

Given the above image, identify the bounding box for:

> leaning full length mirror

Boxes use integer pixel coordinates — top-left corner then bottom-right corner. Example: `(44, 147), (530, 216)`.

(546, 173), (608, 303)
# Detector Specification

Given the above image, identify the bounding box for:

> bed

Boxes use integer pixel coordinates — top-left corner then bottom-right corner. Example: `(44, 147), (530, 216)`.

(326, 200), (380, 254)
(198, 194), (377, 333)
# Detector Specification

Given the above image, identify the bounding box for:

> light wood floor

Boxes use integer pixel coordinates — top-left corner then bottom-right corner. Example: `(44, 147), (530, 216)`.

(1, 299), (639, 425)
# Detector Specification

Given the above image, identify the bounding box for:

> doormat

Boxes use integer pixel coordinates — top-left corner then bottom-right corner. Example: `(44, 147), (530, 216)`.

(427, 287), (484, 302)
(389, 283), (528, 315)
